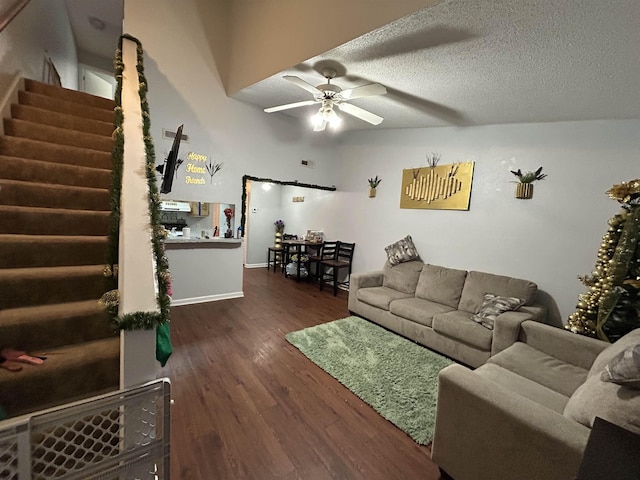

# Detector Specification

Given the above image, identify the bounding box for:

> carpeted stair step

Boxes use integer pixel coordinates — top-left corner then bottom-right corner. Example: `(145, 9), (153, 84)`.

(0, 205), (109, 236)
(25, 78), (115, 111)
(10, 103), (114, 137)
(0, 234), (108, 268)
(0, 264), (107, 309)
(0, 300), (115, 352)
(0, 179), (109, 210)
(0, 136), (111, 169)
(18, 90), (114, 124)
(0, 337), (120, 417)
(0, 155), (111, 189)
(3, 118), (114, 152)
(0, 265), (105, 308)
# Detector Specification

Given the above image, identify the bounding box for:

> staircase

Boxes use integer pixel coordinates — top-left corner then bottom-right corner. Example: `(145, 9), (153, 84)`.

(0, 79), (119, 417)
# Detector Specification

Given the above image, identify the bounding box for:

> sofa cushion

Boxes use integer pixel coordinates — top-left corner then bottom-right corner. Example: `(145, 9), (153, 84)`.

(589, 328), (640, 378)
(488, 342), (588, 397)
(382, 260), (424, 294)
(601, 344), (640, 389)
(458, 271), (537, 314)
(357, 286), (413, 310)
(415, 264), (467, 308)
(389, 297), (455, 327)
(432, 310), (493, 351)
(564, 374), (640, 434)
(471, 294), (525, 330)
(475, 363), (570, 413)
(384, 235), (419, 266)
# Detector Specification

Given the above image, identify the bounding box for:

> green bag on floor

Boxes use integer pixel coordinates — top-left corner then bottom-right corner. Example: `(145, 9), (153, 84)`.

(156, 321), (172, 367)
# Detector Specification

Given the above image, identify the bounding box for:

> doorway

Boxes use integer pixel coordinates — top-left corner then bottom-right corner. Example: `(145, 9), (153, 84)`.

(241, 175), (336, 268)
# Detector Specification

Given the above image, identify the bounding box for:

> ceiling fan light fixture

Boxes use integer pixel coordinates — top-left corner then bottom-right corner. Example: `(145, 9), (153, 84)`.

(310, 110), (324, 128)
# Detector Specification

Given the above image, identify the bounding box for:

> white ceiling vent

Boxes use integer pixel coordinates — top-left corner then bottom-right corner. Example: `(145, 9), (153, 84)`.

(300, 159), (315, 169)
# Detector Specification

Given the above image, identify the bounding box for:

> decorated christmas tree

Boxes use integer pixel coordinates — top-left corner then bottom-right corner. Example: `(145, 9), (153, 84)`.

(566, 179), (640, 342)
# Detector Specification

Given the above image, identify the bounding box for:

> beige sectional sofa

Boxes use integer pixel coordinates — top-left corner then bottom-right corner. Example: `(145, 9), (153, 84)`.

(348, 260), (546, 368)
(432, 321), (640, 480)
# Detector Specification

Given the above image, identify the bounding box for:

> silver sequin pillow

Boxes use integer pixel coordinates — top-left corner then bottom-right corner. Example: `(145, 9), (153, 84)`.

(471, 293), (524, 330)
(384, 235), (419, 266)
(601, 344), (640, 389)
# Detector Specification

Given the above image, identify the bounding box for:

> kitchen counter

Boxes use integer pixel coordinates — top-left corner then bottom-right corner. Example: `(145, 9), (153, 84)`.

(165, 237), (242, 247)
(164, 238), (244, 305)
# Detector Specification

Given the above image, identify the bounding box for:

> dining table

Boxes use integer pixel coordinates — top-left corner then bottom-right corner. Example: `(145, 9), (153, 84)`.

(281, 239), (323, 281)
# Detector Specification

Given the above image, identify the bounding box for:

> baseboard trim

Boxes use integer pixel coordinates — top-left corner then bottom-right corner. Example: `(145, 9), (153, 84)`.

(244, 263), (268, 269)
(170, 292), (244, 306)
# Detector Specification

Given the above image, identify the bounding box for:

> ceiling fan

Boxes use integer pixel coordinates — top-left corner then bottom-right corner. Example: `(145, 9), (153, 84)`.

(264, 68), (387, 131)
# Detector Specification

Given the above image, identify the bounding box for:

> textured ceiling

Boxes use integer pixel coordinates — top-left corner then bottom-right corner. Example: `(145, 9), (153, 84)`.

(64, 0), (122, 60)
(233, 0), (640, 131)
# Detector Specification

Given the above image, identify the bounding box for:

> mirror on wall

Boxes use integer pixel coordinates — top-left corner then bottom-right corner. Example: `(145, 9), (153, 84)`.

(160, 200), (236, 238)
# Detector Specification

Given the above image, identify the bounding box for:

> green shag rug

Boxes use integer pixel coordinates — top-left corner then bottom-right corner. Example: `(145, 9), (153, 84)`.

(285, 316), (454, 445)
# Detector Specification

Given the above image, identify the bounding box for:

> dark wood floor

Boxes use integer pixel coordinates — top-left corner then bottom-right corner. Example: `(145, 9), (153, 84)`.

(166, 267), (443, 479)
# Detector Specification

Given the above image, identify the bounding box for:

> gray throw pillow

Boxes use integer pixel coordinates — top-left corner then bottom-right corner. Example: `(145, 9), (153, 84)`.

(601, 344), (640, 389)
(471, 293), (524, 330)
(384, 235), (419, 266)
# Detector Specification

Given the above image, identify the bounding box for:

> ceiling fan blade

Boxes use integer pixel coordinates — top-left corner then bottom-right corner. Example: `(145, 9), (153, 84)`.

(264, 100), (318, 113)
(337, 102), (383, 125)
(313, 119), (328, 132)
(283, 75), (322, 95)
(341, 83), (387, 100)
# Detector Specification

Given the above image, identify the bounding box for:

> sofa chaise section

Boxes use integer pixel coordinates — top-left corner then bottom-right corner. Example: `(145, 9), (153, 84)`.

(431, 321), (640, 480)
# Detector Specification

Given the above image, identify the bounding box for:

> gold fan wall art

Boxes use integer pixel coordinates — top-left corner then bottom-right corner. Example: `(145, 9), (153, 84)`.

(400, 162), (474, 210)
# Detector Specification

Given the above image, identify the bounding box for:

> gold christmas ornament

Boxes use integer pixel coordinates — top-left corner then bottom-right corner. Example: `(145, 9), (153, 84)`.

(99, 289), (119, 307)
(606, 179), (640, 204)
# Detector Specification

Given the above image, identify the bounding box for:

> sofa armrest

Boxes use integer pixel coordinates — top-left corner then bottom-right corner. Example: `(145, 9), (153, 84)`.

(432, 364), (590, 480)
(350, 271), (383, 289)
(491, 310), (532, 357)
(348, 271), (383, 312)
(518, 304), (547, 322)
(518, 320), (609, 370)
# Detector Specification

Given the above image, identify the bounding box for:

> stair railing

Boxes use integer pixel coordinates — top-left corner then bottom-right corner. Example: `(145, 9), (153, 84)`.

(0, 0), (30, 34)
(103, 35), (172, 388)
(0, 378), (170, 480)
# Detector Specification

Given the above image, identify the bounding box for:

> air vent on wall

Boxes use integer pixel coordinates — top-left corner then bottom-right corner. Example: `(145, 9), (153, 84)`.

(163, 128), (189, 142)
(300, 159), (315, 169)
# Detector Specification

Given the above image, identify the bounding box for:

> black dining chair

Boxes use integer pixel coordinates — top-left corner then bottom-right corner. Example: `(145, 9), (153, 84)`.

(319, 241), (355, 295)
(267, 233), (297, 273)
(308, 241), (338, 283)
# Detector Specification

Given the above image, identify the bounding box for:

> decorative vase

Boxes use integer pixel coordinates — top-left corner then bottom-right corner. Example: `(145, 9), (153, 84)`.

(274, 231), (283, 248)
(515, 183), (534, 199)
(369, 187), (377, 198)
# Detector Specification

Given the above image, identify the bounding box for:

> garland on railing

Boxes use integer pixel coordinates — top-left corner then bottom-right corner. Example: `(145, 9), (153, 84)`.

(101, 34), (171, 331)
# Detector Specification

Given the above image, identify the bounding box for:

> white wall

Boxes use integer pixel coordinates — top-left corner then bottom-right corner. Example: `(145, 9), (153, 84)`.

(124, 0), (339, 292)
(279, 185), (337, 240)
(0, 0), (77, 88)
(124, 0), (338, 208)
(332, 119), (640, 326)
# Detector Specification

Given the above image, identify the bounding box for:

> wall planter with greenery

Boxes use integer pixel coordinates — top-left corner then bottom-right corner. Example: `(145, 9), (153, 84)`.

(368, 176), (381, 198)
(511, 167), (547, 199)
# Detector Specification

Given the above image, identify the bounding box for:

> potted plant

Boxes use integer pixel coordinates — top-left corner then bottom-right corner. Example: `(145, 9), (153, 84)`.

(368, 176), (382, 197)
(511, 167), (547, 199)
